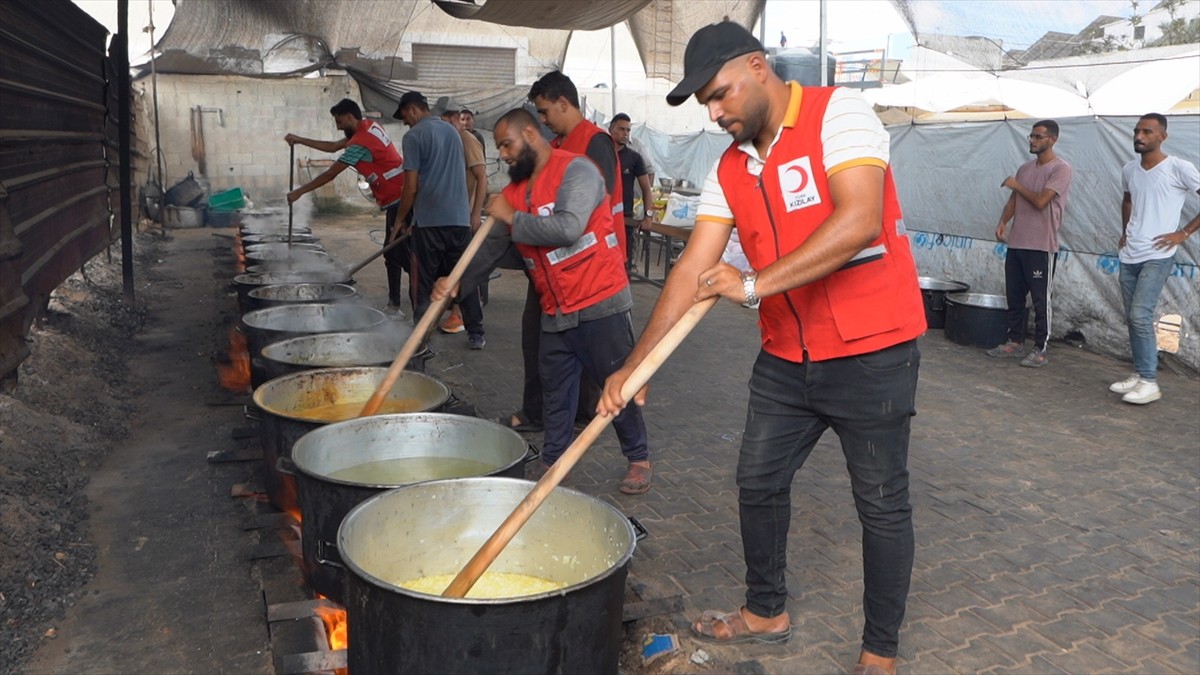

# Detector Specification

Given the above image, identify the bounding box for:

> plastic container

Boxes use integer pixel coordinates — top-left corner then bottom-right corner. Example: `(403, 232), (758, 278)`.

(208, 187), (246, 211)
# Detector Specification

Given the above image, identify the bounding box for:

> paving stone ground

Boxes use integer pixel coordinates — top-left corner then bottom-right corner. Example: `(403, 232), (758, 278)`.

(32, 215), (1193, 675)
(303, 213), (1199, 674)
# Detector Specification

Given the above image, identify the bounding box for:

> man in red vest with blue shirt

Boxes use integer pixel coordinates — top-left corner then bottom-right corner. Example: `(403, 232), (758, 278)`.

(599, 22), (924, 675)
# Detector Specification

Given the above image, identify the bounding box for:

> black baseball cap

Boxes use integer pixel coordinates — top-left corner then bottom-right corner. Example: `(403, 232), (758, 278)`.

(666, 22), (764, 107)
(393, 90), (427, 119)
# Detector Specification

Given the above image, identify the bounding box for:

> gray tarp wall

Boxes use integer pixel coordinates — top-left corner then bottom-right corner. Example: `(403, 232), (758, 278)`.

(889, 115), (1199, 372)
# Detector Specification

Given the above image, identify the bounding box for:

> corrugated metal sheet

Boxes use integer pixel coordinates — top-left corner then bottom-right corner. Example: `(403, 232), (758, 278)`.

(412, 44), (517, 85)
(0, 0), (123, 384)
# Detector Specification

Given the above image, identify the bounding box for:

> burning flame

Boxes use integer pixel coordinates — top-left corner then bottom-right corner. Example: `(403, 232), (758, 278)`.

(314, 595), (349, 659)
(234, 233), (246, 273)
(217, 327), (251, 392)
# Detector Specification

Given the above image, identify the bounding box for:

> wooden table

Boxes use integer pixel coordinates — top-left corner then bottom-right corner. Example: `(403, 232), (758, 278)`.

(630, 221), (693, 288)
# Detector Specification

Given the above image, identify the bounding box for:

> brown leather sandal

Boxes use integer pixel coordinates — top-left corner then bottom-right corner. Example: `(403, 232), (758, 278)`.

(690, 608), (791, 644)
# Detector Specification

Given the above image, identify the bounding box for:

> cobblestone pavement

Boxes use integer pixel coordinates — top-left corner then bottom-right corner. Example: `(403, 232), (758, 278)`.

(303, 217), (1200, 673)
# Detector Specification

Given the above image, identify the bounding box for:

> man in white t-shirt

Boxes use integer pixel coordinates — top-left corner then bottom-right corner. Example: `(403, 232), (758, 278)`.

(1109, 113), (1200, 405)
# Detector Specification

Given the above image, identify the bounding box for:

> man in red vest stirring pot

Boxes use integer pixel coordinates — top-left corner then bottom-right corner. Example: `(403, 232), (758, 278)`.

(433, 108), (653, 495)
(599, 22), (925, 675)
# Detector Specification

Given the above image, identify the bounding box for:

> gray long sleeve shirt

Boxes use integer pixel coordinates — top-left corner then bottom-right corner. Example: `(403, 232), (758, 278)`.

(461, 156), (633, 332)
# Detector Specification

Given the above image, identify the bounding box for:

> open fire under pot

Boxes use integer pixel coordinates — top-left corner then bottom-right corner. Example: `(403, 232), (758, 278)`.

(250, 367), (451, 513)
(284, 413), (535, 603)
(240, 304), (387, 389)
(233, 271), (353, 316)
(259, 330), (429, 383)
(338, 477), (638, 675)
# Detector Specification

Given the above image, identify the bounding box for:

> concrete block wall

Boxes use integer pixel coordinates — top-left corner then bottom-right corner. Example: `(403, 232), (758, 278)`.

(134, 74), (395, 211)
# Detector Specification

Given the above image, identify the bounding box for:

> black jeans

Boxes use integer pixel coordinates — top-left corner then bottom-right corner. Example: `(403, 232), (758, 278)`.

(519, 277), (599, 427)
(539, 311), (647, 465)
(738, 342), (918, 658)
(409, 226), (483, 335)
(382, 206), (409, 307)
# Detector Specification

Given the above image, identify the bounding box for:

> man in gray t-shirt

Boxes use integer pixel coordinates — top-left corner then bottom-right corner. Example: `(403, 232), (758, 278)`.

(988, 119), (1073, 368)
(392, 91), (486, 347)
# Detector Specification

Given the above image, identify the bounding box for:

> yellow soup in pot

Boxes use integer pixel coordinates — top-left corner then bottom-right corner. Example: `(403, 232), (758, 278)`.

(399, 572), (566, 599)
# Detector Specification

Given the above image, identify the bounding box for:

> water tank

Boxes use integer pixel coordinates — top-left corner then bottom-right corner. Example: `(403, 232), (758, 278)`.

(771, 48), (836, 86)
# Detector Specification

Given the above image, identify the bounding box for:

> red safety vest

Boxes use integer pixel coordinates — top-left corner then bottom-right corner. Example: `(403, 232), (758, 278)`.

(716, 86), (926, 362)
(553, 119), (626, 256)
(503, 149), (627, 315)
(347, 119), (404, 208)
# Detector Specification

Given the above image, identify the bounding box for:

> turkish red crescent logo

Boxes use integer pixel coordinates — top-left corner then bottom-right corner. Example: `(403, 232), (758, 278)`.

(782, 165), (808, 193)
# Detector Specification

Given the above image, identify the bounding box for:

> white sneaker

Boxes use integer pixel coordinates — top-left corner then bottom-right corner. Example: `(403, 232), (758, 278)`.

(384, 304), (405, 319)
(1109, 373), (1140, 394)
(1122, 379), (1161, 405)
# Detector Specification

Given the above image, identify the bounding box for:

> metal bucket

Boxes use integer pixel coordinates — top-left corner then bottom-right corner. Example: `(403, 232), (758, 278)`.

(250, 367), (452, 512)
(241, 304), (386, 389)
(918, 277), (970, 329)
(233, 271), (351, 314)
(339, 477), (637, 675)
(288, 414), (534, 602)
(259, 330), (427, 383)
(244, 283), (358, 314)
(944, 292), (1008, 348)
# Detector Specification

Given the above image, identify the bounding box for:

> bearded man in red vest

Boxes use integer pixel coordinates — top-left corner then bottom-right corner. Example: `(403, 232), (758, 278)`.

(286, 99), (408, 315)
(433, 108), (653, 495)
(599, 22), (925, 675)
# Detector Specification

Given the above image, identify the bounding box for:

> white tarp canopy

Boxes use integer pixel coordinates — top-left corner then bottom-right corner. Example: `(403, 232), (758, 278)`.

(864, 45), (1200, 117)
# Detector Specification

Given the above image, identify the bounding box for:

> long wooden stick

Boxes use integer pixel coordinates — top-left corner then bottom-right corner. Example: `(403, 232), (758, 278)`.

(442, 296), (720, 598)
(287, 145), (295, 248)
(345, 231), (411, 278)
(358, 217), (497, 417)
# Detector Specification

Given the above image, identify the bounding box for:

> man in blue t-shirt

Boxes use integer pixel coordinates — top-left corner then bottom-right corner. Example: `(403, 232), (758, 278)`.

(392, 91), (486, 348)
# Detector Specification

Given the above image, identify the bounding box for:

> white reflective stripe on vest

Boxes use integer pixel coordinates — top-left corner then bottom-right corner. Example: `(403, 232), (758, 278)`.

(605, 232), (619, 249)
(849, 244), (887, 263)
(382, 167), (404, 180)
(546, 232), (597, 265)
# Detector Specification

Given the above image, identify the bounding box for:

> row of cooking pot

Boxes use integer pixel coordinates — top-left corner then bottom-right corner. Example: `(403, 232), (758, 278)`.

(247, 349), (636, 674)
(229, 225), (637, 673)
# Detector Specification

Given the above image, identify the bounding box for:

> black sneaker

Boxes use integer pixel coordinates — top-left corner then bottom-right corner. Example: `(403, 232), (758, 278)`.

(468, 333), (486, 350)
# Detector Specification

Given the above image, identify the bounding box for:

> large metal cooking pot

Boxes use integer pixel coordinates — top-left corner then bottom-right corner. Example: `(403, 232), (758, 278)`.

(241, 233), (320, 246)
(233, 270), (351, 314)
(244, 283), (358, 313)
(244, 242), (325, 255)
(251, 367), (452, 512)
(259, 330), (427, 383)
(241, 304), (386, 389)
(245, 249), (331, 264)
(288, 414), (534, 602)
(245, 259), (340, 276)
(339, 477), (637, 675)
(240, 221), (312, 236)
(944, 292), (1008, 348)
(918, 277), (970, 329)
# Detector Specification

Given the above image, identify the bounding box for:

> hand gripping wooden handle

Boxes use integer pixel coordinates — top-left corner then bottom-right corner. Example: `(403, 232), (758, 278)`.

(441, 296), (719, 598)
(358, 217), (497, 417)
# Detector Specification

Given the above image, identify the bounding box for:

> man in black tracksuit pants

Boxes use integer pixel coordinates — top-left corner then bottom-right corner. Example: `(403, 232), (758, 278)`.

(988, 119), (1074, 368)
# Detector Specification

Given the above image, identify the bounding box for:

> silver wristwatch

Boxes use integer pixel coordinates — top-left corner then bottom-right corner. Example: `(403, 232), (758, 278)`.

(740, 270), (758, 305)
